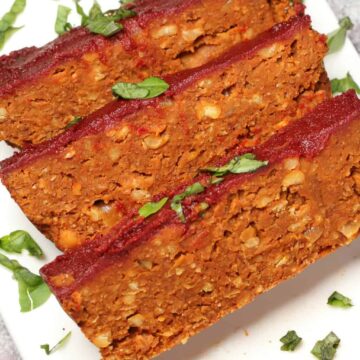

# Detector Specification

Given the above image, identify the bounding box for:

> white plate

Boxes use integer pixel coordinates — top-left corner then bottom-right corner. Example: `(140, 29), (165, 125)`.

(0, 0), (359, 359)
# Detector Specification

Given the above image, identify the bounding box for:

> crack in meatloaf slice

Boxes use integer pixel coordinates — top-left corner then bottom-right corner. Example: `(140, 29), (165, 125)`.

(0, 15), (330, 251)
(0, 0), (302, 147)
(41, 91), (360, 360)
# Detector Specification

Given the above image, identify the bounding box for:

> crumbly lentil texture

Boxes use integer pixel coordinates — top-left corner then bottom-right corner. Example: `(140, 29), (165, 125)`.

(0, 0), (297, 147)
(1, 22), (329, 251)
(44, 110), (360, 360)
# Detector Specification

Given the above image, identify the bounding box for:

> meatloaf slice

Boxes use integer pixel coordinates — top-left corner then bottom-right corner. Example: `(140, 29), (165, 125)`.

(41, 91), (360, 360)
(0, 0), (301, 147)
(0, 16), (329, 251)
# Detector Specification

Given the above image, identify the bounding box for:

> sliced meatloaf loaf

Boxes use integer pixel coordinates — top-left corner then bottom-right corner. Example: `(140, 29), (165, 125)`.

(0, 0), (301, 147)
(0, 16), (330, 251)
(41, 91), (360, 360)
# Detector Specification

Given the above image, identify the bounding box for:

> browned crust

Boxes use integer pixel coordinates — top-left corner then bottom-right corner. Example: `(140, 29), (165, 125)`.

(0, 0), (298, 147)
(1, 20), (329, 251)
(43, 103), (360, 359)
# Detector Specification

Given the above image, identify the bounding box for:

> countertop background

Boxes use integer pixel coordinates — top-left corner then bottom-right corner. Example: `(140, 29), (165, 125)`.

(0, 1), (359, 359)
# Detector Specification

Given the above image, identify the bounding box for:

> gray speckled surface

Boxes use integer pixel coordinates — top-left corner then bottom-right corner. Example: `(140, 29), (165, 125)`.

(0, 1), (359, 360)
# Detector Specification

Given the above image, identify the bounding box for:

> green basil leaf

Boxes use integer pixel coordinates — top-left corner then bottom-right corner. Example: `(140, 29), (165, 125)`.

(210, 176), (224, 185)
(106, 8), (136, 21)
(89, 2), (103, 20)
(280, 330), (302, 351)
(0, 252), (21, 271)
(41, 331), (72, 355)
(171, 182), (205, 222)
(331, 72), (360, 94)
(72, 0), (135, 37)
(199, 202), (209, 211)
(87, 16), (123, 37)
(203, 153), (268, 177)
(139, 197), (168, 218)
(173, 182), (205, 203)
(73, 0), (88, 26)
(0, 0), (26, 50)
(0, 230), (43, 257)
(112, 77), (169, 100)
(170, 201), (185, 223)
(0, 253), (51, 312)
(327, 291), (353, 308)
(327, 17), (353, 54)
(113, 83), (149, 99)
(311, 332), (340, 360)
(55, 5), (72, 35)
(0, 26), (22, 49)
(65, 116), (83, 129)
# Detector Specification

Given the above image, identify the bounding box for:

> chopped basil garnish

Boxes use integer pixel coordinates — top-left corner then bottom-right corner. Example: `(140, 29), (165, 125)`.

(0, 253), (51, 312)
(87, 15), (123, 37)
(65, 116), (82, 129)
(280, 330), (302, 351)
(88, 2), (102, 20)
(73, 0), (88, 26)
(327, 291), (353, 308)
(73, 0), (136, 37)
(210, 176), (224, 185)
(41, 331), (72, 355)
(331, 72), (360, 94)
(139, 197), (168, 218)
(327, 17), (353, 54)
(203, 153), (268, 177)
(112, 77), (170, 100)
(0, 230), (43, 258)
(311, 332), (340, 360)
(199, 202), (209, 211)
(55, 5), (72, 35)
(171, 182), (205, 222)
(0, 0), (26, 50)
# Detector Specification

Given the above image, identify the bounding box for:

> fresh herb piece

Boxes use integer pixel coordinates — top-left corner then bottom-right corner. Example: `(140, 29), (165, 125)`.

(55, 5), (72, 35)
(199, 202), (209, 211)
(139, 197), (168, 218)
(0, 253), (51, 312)
(105, 7), (137, 20)
(280, 330), (302, 351)
(89, 2), (102, 20)
(112, 77), (169, 100)
(203, 153), (268, 177)
(41, 331), (72, 355)
(327, 291), (353, 308)
(331, 72), (360, 94)
(171, 182), (205, 222)
(210, 176), (224, 185)
(73, 0), (88, 26)
(311, 332), (340, 360)
(0, 0), (26, 50)
(65, 116), (82, 129)
(0, 230), (43, 257)
(87, 16), (123, 37)
(73, 0), (136, 37)
(327, 17), (353, 54)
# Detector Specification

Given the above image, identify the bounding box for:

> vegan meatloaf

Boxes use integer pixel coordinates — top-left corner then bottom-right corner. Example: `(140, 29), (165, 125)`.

(0, 16), (330, 251)
(41, 91), (360, 360)
(0, 0), (301, 147)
